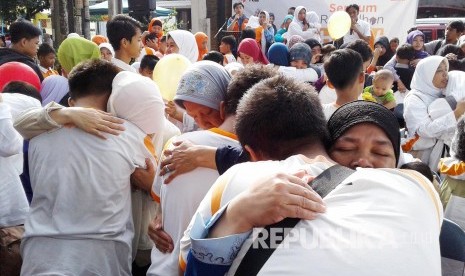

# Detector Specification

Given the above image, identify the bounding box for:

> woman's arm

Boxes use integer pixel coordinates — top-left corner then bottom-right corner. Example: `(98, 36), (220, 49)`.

(14, 102), (125, 140)
(0, 100), (22, 157)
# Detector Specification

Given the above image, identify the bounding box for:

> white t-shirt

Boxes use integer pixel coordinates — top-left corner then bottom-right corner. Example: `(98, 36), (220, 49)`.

(224, 54), (237, 64)
(179, 155), (331, 268)
(111, 57), (137, 73)
(278, 66), (319, 83)
(322, 103), (339, 120)
(343, 19), (371, 44)
(148, 128), (239, 276)
(0, 103), (28, 227)
(229, 166), (442, 275)
(184, 155), (442, 275)
(22, 121), (152, 274)
(319, 85), (337, 105)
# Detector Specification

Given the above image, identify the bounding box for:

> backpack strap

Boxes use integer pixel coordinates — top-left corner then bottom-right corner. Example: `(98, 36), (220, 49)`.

(234, 164), (355, 276)
(433, 40), (443, 55)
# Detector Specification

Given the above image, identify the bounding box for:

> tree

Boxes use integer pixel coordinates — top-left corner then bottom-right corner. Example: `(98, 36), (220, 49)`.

(0, 0), (50, 25)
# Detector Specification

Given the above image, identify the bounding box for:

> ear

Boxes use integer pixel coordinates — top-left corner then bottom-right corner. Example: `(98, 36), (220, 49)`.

(68, 97), (75, 107)
(244, 145), (264, 161)
(19, 38), (27, 48)
(219, 101), (226, 120)
(120, 38), (128, 49)
(326, 79), (335, 89)
(358, 72), (365, 83)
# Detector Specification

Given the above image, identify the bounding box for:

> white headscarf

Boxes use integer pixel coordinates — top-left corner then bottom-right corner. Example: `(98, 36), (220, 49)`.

(293, 6), (306, 27)
(167, 30), (199, 63)
(98, 42), (115, 57)
(108, 71), (165, 134)
(260, 11), (270, 55)
(444, 70), (465, 101)
(306, 11), (319, 25)
(40, 75), (69, 106)
(410, 56), (448, 98)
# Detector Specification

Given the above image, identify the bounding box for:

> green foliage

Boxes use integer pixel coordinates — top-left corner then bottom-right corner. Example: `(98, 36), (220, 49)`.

(0, 0), (50, 25)
(162, 9), (181, 32)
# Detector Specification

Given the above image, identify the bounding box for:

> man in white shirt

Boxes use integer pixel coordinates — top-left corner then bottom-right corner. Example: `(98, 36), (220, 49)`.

(21, 60), (152, 275)
(343, 4), (371, 44)
(107, 14), (143, 72)
(182, 74), (442, 275)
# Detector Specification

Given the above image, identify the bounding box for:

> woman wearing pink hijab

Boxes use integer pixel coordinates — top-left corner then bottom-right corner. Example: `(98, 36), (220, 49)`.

(237, 38), (269, 65)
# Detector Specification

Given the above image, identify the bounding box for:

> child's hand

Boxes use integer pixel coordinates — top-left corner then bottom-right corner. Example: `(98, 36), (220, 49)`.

(397, 80), (407, 92)
(409, 59), (421, 67)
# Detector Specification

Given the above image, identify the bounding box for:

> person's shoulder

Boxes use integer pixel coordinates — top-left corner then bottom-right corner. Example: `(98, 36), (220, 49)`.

(115, 120), (146, 140)
(425, 39), (442, 46)
(358, 19), (371, 27)
(350, 167), (437, 196)
(175, 129), (210, 141)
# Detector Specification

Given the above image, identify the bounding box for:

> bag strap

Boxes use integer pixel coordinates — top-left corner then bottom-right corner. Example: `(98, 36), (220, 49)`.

(234, 164), (355, 276)
(433, 40), (443, 55)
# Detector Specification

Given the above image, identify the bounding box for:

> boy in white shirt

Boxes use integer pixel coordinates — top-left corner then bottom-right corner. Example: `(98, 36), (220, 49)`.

(20, 60), (159, 275)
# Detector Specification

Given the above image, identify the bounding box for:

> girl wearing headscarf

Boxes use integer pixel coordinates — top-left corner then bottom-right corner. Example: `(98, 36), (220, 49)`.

(166, 30), (199, 63)
(403, 56), (460, 169)
(274, 15), (293, 43)
(108, 70), (165, 265)
(194, 32), (209, 61)
(384, 30), (429, 88)
(428, 70), (465, 146)
(287, 6), (320, 43)
(407, 30), (429, 61)
(371, 36), (395, 67)
(40, 75), (69, 107)
(146, 18), (164, 50)
(255, 11), (274, 55)
(267, 42), (289, 66)
(237, 38), (269, 65)
(287, 35), (305, 49)
(98, 43), (114, 62)
(306, 11), (321, 42)
(287, 42), (319, 83)
(57, 37), (100, 75)
(305, 38), (323, 63)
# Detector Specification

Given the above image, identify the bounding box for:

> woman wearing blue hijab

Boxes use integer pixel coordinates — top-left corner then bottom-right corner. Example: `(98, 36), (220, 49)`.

(267, 42), (289, 66)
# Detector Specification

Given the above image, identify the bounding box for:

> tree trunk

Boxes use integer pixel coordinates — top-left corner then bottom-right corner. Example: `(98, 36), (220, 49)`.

(51, 0), (69, 48)
(82, 0), (90, 39)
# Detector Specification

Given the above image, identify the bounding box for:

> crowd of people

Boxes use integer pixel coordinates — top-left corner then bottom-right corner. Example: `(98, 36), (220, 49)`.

(1, 1), (465, 275)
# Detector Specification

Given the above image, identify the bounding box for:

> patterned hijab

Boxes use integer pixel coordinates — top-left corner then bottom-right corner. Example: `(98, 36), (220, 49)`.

(174, 60), (231, 110)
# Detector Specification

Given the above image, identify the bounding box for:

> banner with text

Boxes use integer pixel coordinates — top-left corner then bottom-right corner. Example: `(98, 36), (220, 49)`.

(237, 0), (419, 43)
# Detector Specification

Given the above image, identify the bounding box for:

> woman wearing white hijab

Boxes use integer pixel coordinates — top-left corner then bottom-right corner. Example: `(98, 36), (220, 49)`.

(108, 70), (165, 264)
(165, 30), (199, 63)
(403, 56), (465, 169)
(255, 10), (274, 55)
(306, 11), (321, 42)
(287, 6), (320, 43)
(40, 75), (69, 106)
(428, 70), (465, 147)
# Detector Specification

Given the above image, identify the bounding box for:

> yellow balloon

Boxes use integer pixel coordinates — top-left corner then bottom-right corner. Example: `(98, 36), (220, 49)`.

(152, 54), (191, 101)
(327, 11), (352, 40)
